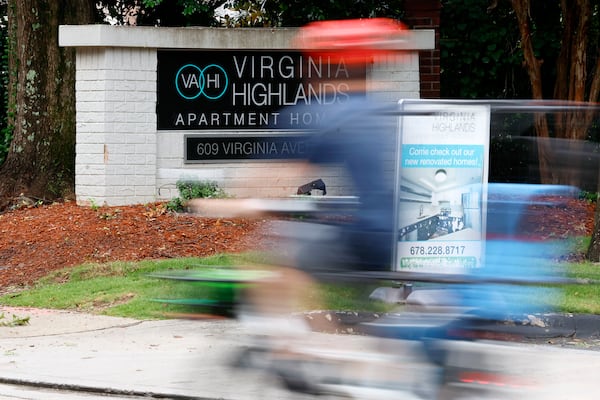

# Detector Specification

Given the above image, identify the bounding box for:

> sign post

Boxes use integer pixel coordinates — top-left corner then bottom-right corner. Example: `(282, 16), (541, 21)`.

(395, 100), (491, 273)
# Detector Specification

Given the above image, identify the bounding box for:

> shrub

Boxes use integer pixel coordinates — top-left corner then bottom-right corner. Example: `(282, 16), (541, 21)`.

(177, 180), (226, 200)
(167, 180), (228, 212)
(580, 191), (598, 203)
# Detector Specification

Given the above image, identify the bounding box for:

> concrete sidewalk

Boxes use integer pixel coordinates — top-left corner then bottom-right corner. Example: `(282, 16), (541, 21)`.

(1, 306), (600, 399)
(0, 306), (310, 399)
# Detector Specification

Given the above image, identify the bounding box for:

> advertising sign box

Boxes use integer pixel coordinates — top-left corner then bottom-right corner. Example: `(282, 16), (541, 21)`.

(157, 50), (366, 131)
(396, 100), (491, 273)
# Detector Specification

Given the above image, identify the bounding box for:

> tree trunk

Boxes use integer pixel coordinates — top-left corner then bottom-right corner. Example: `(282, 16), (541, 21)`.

(511, 0), (600, 260)
(511, 0), (597, 188)
(511, 0), (556, 183)
(0, 0), (94, 209)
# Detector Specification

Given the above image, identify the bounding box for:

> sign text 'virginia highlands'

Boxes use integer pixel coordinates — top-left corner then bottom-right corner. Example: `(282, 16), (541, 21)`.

(157, 50), (366, 130)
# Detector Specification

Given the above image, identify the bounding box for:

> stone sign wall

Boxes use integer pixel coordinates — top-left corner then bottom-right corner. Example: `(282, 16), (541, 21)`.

(59, 25), (434, 206)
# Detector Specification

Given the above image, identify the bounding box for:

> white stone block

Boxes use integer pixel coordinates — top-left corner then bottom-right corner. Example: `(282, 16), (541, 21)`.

(78, 185), (108, 197)
(106, 175), (127, 186)
(76, 130), (105, 143)
(104, 165), (126, 176)
(106, 143), (134, 154)
(79, 153), (107, 165)
(135, 81), (156, 92)
(75, 80), (105, 92)
(134, 102), (155, 114)
(104, 91), (127, 102)
(135, 186), (156, 196)
(126, 175), (147, 186)
(126, 91), (151, 103)
(124, 134), (147, 145)
(157, 158), (183, 169)
(76, 101), (106, 112)
(141, 132), (157, 144)
(135, 143), (155, 155)
(76, 143), (103, 154)
(115, 186), (135, 196)
(134, 165), (156, 175)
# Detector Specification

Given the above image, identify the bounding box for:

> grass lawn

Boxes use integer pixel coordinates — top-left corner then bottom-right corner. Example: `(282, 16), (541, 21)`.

(1, 252), (599, 319)
(0, 252), (396, 319)
(560, 261), (600, 314)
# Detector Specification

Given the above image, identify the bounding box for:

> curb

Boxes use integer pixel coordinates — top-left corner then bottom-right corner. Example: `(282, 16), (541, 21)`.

(499, 313), (600, 339)
(0, 377), (207, 400)
(302, 311), (600, 339)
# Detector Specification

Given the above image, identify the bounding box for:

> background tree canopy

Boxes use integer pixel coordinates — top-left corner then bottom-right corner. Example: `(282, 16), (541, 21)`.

(97, 0), (406, 27)
(0, 0), (599, 191)
(440, 0), (531, 99)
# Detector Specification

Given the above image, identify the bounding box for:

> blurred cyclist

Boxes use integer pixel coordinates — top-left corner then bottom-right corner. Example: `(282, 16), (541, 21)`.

(189, 18), (409, 328)
(277, 18), (408, 277)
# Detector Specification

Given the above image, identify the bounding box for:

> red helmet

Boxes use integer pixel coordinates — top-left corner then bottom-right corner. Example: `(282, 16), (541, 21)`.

(293, 18), (409, 65)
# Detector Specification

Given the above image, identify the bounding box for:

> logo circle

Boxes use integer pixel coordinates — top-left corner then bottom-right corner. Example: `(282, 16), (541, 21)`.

(175, 63), (228, 101)
(200, 64), (228, 100)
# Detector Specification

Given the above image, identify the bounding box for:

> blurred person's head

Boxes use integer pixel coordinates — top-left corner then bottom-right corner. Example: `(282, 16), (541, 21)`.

(293, 17), (408, 64)
(293, 18), (408, 95)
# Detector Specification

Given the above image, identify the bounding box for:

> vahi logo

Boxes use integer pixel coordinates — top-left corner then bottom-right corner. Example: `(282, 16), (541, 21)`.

(175, 64), (229, 100)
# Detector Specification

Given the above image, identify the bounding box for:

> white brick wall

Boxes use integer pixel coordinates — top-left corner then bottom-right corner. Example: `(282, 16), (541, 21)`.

(75, 46), (157, 206)
(61, 25), (435, 206)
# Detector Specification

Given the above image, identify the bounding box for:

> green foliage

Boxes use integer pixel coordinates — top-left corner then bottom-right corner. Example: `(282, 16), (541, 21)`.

(140, 0), (404, 27)
(220, 0), (274, 27)
(138, 0), (222, 26)
(262, 0), (405, 27)
(580, 191), (598, 203)
(489, 135), (534, 183)
(440, 0), (530, 99)
(166, 196), (184, 212)
(96, 0), (220, 26)
(3, 253), (600, 318)
(0, 312), (30, 327)
(89, 198), (100, 211)
(177, 179), (226, 200)
(167, 179), (228, 211)
(0, 255), (242, 319)
(560, 262), (600, 314)
(0, 254), (396, 319)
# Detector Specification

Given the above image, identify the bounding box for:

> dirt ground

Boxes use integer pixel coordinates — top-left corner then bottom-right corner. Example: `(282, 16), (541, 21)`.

(0, 196), (596, 293)
(0, 200), (270, 292)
